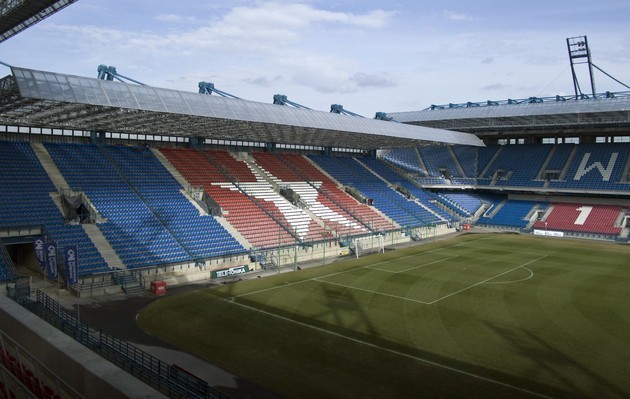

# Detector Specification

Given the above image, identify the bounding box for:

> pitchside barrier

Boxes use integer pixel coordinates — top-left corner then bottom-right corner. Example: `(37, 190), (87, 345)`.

(6, 287), (229, 399)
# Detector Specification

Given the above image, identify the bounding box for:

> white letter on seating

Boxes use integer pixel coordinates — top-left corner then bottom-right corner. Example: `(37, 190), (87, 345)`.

(574, 153), (618, 181)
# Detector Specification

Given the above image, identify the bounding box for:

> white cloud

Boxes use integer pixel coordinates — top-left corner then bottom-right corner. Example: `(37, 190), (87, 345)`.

(154, 14), (191, 23)
(6, 0), (627, 116)
(350, 72), (397, 88)
(442, 10), (473, 21)
(482, 83), (511, 91)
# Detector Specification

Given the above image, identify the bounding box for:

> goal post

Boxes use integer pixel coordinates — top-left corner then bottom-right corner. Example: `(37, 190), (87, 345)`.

(353, 234), (385, 259)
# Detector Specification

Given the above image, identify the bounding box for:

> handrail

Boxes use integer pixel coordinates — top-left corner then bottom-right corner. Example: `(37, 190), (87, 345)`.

(200, 150), (301, 244)
(8, 289), (229, 399)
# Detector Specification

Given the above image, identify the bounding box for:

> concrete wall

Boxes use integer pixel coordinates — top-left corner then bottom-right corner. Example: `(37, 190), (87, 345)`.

(0, 295), (166, 399)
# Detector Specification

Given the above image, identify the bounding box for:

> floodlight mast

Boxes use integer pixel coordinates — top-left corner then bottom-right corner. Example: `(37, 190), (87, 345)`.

(566, 36), (596, 99)
(566, 36), (630, 99)
(198, 81), (240, 99)
(96, 64), (147, 86)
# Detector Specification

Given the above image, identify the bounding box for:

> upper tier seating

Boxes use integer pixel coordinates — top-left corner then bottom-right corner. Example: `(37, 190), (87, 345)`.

(379, 148), (426, 175)
(479, 145), (551, 187)
(548, 143), (630, 191)
(417, 146), (458, 178)
(544, 144), (575, 170)
(532, 203), (624, 236)
(0, 141), (109, 276)
(381, 143), (630, 193)
(451, 145), (477, 178)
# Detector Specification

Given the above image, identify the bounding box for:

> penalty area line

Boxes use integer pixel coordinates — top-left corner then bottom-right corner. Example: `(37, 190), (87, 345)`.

(234, 237), (494, 300)
(224, 297), (553, 399)
(312, 278), (433, 305)
(484, 267), (534, 285)
(429, 255), (547, 304)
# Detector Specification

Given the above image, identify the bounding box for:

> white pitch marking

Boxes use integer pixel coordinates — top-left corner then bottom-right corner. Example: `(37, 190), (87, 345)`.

(236, 237), (491, 299)
(225, 298), (553, 399)
(313, 278), (433, 304)
(367, 255), (457, 274)
(429, 255), (547, 304)
(484, 267), (535, 285)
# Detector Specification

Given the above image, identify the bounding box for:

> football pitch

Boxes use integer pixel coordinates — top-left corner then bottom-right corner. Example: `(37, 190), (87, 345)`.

(138, 233), (630, 398)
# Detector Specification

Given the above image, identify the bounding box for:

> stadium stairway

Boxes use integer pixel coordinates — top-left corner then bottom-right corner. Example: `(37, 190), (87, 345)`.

(150, 148), (190, 188)
(82, 224), (124, 270)
(31, 143), (121, 272)
(31, 142), (69, 189)
(356, 157), (453, 223)
(152, 148), (252, 250)
(288, 154), (393, 232)
(160, 148), (299, 248)
(249, 153), (367, 238)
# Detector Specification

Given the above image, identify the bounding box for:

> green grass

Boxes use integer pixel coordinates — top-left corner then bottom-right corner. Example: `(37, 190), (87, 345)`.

(138, 233), (630, 399)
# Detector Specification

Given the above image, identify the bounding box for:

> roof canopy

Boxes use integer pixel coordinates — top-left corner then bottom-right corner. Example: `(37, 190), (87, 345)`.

(0, 0), (77, 43)
(387, 96), (630, 132)
(0, 67), (484, 149)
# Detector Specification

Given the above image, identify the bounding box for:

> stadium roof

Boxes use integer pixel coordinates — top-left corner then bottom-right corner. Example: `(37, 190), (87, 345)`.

(0, 67), (484, 149)
(0, 0), (77, 43)
(386, 94), (630, 133)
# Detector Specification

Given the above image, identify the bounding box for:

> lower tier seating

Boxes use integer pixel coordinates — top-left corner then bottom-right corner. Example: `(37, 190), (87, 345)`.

(532, 203), (624, 235)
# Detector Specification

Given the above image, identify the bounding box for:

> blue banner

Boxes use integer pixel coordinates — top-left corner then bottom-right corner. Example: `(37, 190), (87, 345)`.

(45, 241), (58, 279)
(33, 237), (46, 270)
(64, 245), (78, 286)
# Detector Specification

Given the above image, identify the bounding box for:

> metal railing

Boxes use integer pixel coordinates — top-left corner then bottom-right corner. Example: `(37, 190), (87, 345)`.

(6, 287), (229, 399)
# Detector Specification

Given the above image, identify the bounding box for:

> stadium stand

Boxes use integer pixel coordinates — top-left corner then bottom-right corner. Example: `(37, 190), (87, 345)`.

(532, 203), (624, 236)
(309, 155), (445, 228)
(46, 142), (190, 269)
(383, 142), (630, 193)
(0, 141), (109, 276)
(358, 157), (454, 222)
(478, 144), (552, 187)
(543, 143), (575, 171)
(272, 153), (392, 233)
(251, 152), (358, 240)
(439, 193), (484, 217)
(477, 196), (543, 228)
(379, 147), (426, 175)
(0, 244), (10, 282)
(160, 148), (299, 248)
(450, 145), (477, 179)
(100, 145), (244, 258)
(417, 146), (458, 179)
(548, 143), (630, 191)
(0, 346), (62, 399)
(45, 143), (244, 269)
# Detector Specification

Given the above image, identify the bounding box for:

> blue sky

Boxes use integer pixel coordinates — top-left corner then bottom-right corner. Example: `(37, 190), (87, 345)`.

(1, 0), (629, 116)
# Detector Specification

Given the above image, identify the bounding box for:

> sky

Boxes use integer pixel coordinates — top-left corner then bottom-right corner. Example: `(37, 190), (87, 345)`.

(1, 0), (629, 117)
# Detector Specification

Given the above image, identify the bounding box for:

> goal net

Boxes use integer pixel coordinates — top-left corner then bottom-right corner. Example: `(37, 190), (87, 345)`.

(353, 234), (385, 259)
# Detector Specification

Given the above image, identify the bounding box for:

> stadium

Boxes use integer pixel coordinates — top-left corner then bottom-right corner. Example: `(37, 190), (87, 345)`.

(0, 2), (629, 398)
